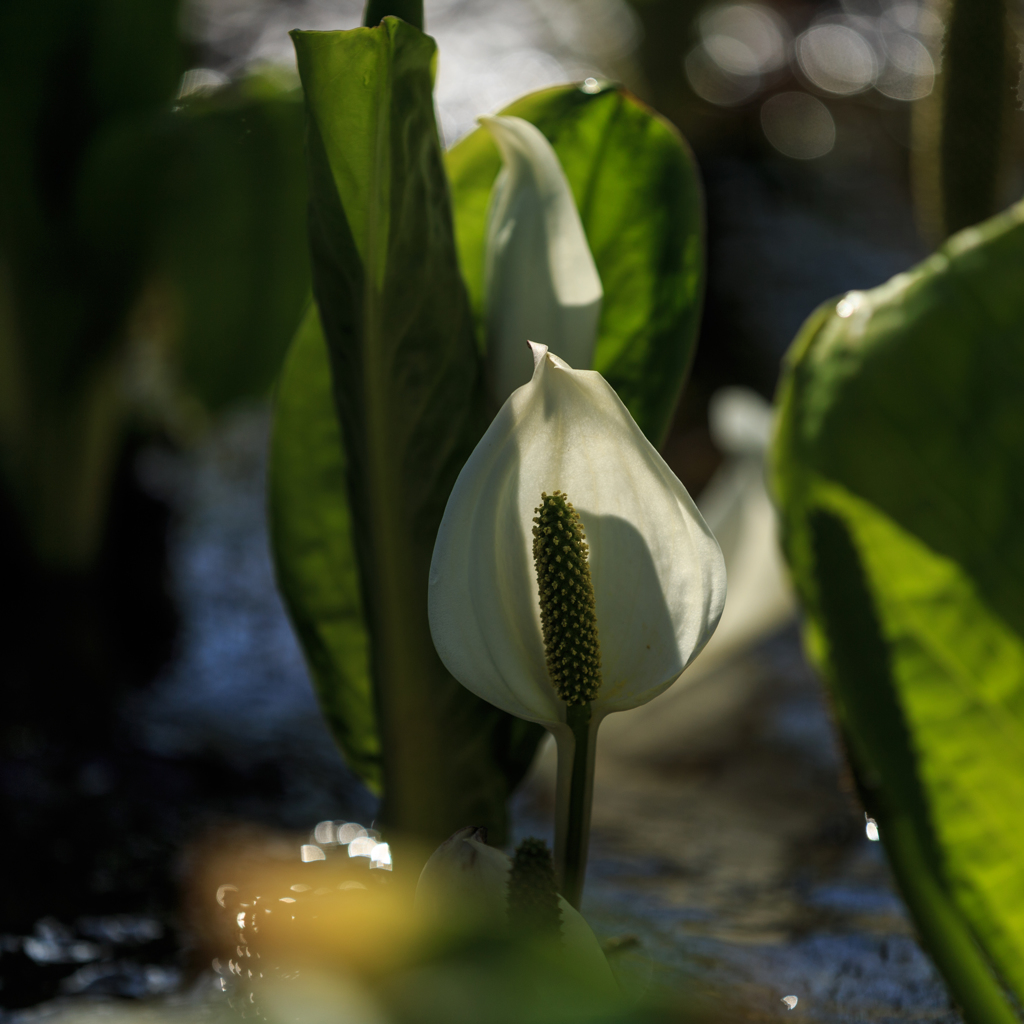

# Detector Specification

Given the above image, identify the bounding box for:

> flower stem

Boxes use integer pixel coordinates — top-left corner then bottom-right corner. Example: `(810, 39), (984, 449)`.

(555, 701), (597, 909)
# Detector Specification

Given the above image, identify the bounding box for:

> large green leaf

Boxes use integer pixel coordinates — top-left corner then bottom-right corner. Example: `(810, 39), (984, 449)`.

(288, 19), (543, 844)
(444, 83), (703, 447)
(156, 76), (311, 412)
(773, 200), (1024, 1023)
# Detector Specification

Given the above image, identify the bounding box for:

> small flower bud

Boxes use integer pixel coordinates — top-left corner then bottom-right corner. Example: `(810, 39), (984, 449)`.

(507, 837), (561, 938)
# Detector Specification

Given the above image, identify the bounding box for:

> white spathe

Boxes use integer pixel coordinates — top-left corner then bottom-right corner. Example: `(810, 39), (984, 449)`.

(482, 116), (603, 405)
(598, 387), (795, 762)
(428, 344), (727, 729)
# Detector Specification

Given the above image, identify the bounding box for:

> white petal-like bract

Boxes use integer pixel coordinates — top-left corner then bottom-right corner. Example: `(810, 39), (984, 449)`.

(483, 116), (603, 405)
(415, 826), (510, 931)
(428, 344), (726, 727)
(415, 827), (617, 992)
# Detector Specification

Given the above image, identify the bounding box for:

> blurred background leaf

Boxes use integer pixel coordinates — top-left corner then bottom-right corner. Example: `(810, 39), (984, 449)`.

(773, 200), (1024, 1023)
(911, 0), (1016, 243)
(155, 74), (310, 414)
(0, 0), (184, 567)
(445, 83), (704, 448)
(0, 0), (313, 933)
(0, 0), (310, 567)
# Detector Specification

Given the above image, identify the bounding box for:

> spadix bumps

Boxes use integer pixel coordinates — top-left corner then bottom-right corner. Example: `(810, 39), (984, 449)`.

(533, 491), (601, 705)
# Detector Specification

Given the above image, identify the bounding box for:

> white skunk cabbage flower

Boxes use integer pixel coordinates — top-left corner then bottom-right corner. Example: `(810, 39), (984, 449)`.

(416, 827), (617, 993)
(482, 116), (603, 405)
(428, 343), (726, 730)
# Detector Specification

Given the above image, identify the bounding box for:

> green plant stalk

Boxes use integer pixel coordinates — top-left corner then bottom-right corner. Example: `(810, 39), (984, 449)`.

(0, 355), (124, 569)
(912, 0), (1008, 240)
(363, 0), (422, 28)
(878, 813), (1019, 1024)
(555, 702), (599, 909)
(0, 263), (125, 570)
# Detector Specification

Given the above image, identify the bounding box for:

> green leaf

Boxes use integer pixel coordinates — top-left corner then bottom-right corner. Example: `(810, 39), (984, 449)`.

(773, 201), (1024, 1022)
(0, 0), (185, 566)
(269, 305), (381, 792)
(156, 77), (311, 412)
(0, 0), (184, 386)
(288, 19), (543, 844)
(444, 83), (703, 447)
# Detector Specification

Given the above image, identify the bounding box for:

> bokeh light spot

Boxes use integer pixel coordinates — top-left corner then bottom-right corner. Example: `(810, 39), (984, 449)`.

(685, 46), (761, 106)
(176, 67), (229, 100)
(337, 822), (367, 845)
(348, 836), (377, 858)
(369, 842), (393, 871)
(797, 23), (877, 95)
(761, 92), (836, 160)
(313, 820), (339, 845)
(877, 33), (934, 100)
(216, 884), (239, 908)
(699, 4), (790, 74)
(836, 292), (864, 317)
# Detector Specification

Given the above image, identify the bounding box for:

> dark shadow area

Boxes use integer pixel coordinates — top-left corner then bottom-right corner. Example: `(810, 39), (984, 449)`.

(0, 420), (376, 1009)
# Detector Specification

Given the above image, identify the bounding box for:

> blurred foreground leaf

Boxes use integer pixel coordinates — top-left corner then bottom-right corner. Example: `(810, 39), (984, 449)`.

(285, 20), (543, 843)
(445, 83), (703, 447)
(773, 201), (1024, 1023)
